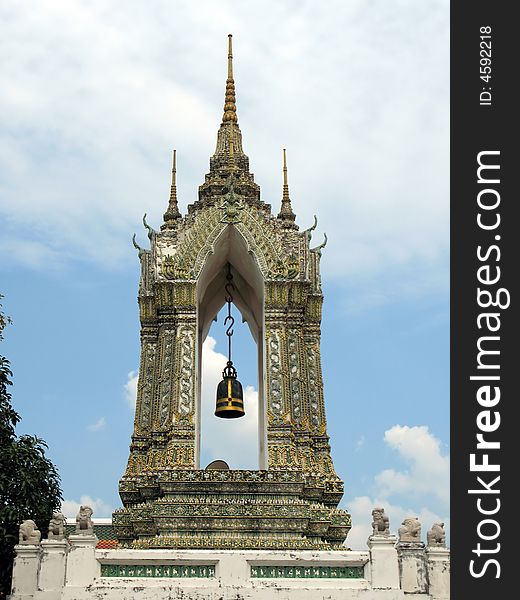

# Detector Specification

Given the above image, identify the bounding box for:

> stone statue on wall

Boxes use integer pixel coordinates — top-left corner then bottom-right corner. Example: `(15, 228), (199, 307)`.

(19, 520), (41, 545)
(371, 507), (390, 536)
(48, 511), (67, 540)
(398, 517), (422, 543)
(75, 505), (94, 534)
(427, 522), (446, 547)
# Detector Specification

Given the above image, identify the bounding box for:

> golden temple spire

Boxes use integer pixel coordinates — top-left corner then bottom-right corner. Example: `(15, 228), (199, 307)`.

(163, 149), (181, 227)
(283, 148), (289, 201)
(278, 148), (297, 226)
(222, 34), (238, 124)
(171, 149), (177, 199)
(228, 32), (233, 79)
(201, 34), (259, 201)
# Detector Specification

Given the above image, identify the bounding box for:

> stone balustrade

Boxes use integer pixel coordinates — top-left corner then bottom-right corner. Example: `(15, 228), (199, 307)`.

(10, 509), (450, 600)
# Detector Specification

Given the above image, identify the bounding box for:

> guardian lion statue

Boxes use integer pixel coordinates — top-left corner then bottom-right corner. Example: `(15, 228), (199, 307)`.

(398, 517), (421, 543)
(19, 520), (41, 545)
(75, 505), (93, 534)
(48, 511), (67, 540)
(371, 507), (390, 536)
(427, 522), (446, 547)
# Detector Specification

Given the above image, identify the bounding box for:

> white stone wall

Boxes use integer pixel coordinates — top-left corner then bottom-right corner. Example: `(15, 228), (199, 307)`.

(9, 534), (450, 600)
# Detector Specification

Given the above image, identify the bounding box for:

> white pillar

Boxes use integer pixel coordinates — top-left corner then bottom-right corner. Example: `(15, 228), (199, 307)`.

(38, 539), (68, 598)
(65, 534), (99, 587)
(426, 546), (450, 600)
(367, 535), (400, 589)
(10, 544), (40, 599)
(396, 541), (427, 594)
(216, 552), (250, 587)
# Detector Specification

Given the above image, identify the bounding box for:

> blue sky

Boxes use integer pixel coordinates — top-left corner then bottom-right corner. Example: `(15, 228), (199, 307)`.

(0, 0), (449, 549)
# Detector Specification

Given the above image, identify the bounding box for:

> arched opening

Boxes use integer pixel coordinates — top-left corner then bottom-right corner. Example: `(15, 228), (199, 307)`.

(195, 225), (266, 470)
(199, 304), (258, 468)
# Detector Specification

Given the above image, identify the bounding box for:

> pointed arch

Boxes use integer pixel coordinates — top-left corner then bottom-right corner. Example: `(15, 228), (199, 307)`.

(195, 223), (267, 469)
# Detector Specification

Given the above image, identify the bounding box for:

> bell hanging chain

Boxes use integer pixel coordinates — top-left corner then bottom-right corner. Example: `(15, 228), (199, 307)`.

(224, 263), (235, 367)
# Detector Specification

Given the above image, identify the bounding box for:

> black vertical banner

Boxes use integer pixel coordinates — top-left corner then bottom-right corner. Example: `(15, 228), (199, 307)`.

(451, 3), (515, 598)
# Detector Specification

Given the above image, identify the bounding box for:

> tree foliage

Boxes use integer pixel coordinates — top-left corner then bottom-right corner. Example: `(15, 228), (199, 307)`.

(0, 296), (63, 598)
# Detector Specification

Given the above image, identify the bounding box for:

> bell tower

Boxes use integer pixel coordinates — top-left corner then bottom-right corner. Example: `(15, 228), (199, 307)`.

(114, 35), (351, 550)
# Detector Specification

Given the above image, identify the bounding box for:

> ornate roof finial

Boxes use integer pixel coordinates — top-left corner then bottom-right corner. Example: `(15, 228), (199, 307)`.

(142, 213), (156, 240)
(132, 234), (147, 259)
(228, 33), (233, 79)
(277, 148), (297, 226)
(282, 148), (290, 200)
(311, 233), (328, 256)
(163, 149), (181, 227)
(222, 34), (238, 124)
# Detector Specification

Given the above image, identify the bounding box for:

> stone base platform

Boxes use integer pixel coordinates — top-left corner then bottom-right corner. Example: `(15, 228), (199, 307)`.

(115, 469), (351, 549)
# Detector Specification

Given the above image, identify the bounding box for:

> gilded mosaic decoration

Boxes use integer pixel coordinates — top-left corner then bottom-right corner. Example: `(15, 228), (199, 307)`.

(101, 564), (215, 578)
(250, 565), (364, 579)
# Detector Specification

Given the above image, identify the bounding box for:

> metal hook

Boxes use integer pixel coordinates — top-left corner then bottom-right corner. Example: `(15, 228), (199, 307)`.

(224, 314), (235, 338)
(225, 281), (235, 303)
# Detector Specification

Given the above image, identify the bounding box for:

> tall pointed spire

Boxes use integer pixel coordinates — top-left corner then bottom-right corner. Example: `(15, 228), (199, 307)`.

(222, 34), (238, 124)
(198, 35), (261, 205)
(278, 148), (297, 226)
(208, 34), (247, 169)
(282, 148), (290, 201)
(163, 149), (181, 227)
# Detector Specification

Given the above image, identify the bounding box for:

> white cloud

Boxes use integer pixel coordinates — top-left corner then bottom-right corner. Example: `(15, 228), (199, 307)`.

(124, 370), (138, 409)
(375, 425), (449, 505)
(61, 495), (113, 519)
(0, 0), (449, 305)
(86, 416), (106, 432)
(344, 424), (449, 550)
(200, 336), (259, 469)
(355, 435), (365, 452)
(0, 235), (67, 271)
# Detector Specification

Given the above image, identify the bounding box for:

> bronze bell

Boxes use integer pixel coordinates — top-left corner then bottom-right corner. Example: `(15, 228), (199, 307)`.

(215, 361), (245, 419)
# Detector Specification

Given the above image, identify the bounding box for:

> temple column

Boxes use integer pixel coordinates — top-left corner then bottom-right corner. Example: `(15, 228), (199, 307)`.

(264, 297), (298, 471)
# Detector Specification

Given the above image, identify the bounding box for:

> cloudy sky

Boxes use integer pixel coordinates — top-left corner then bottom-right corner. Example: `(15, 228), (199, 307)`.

(1, 0), (449, 550)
